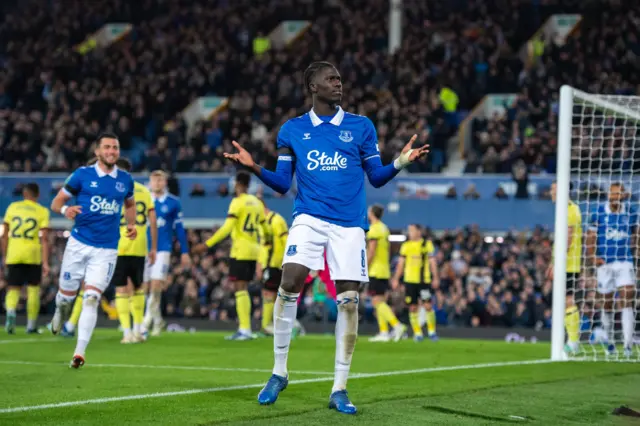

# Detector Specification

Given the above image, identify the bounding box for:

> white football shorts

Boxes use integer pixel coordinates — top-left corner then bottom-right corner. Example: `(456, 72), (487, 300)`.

(282, 214), (368, 282)
(144, 251), (171, 282)
(58, 236), (118, 293)
(596, 261), (635, 295)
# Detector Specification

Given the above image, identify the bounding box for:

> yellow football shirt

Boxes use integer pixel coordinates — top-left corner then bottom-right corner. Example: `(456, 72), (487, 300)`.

(265, 211), (288, 269)
(367, 221), (390, 279)
(567, 201), (582, 273)
(229, 193), (266, 261)
(118, 182), (154, 257)
(399, 239), (425, 284)
(3, 200), (49, 265)
(422, 239), (435, 284)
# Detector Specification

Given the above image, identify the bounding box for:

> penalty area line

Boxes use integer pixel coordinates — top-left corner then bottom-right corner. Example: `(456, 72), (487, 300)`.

(0, 360), (334, 376)
(0, 359), (553, 414)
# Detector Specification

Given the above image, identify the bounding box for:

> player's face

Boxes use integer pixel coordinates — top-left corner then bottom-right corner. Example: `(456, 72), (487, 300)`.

(150, 175), (167, 193)
(408, 225), (420, 240)
(609, 185), (623, 204)
(550, 183), (557, 203)
(95, 138), (120, 167)
(313, 67), (342, 104)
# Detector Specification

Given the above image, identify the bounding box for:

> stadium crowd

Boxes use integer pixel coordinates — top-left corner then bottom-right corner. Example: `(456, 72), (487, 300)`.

(0, 224), (558, 330)
(467, 0), (640, 175)
(2, 0), (595, 176)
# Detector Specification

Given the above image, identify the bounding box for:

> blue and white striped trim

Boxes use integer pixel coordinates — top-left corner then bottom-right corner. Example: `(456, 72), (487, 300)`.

(278, 155), (293, 161)
(277, 291), (298, 302)
(363, 154), (380, 162)
(336, 296), (360, 305)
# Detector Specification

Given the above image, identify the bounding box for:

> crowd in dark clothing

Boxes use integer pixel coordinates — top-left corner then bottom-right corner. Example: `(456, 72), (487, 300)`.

(466, 0), (640, 175)
(2, 0), (597, 176)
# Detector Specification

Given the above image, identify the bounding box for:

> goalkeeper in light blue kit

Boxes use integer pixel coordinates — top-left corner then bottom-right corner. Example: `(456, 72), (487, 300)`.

(586, 182), (638, 357)
(223, 61), (429, 414)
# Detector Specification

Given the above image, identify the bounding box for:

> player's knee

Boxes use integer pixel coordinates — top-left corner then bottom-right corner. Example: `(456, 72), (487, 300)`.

(337, 290), (359, 313)
(335, 280), (360, 294)
(83, 290), (101, 308)
(280, 265), (307, 293)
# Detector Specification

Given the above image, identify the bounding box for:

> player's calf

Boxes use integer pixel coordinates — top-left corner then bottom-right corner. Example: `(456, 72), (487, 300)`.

(51, 290), (77, 335)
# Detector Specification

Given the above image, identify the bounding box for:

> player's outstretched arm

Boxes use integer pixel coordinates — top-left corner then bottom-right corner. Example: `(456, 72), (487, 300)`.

(224, 141), (293, 194)
(364, 135), (429, 188)
(193, 216), (236, 254)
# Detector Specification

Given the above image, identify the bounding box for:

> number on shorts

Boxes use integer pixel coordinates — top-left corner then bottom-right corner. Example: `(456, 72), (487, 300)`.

(10, 217), (38, 240)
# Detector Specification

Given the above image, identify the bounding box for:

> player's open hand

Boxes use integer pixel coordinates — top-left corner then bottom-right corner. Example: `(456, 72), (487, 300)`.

(126, 224), (137, 240)
(402, 134), (430, 163)
(193, 243), (208, 255)
(64, 206), (82, 220)
(148, 249), (157, 266)
(223, 141), (255, 168)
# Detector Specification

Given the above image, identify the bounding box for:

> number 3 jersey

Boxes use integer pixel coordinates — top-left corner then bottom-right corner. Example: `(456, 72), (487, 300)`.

(117, 182), (154, 257)
(226, 193), (265, 261)
(589, 203), (638, 264)
(3, 199), (49, 265)
(63, 164), (135, 249)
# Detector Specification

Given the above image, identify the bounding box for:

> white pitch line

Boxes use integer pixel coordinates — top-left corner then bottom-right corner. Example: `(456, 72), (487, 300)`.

(0, 360), (333, 376)
(0, 359), (553, 414)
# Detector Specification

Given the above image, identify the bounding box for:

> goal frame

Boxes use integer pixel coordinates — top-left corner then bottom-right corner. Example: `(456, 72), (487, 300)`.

(551, 85), (640, 360)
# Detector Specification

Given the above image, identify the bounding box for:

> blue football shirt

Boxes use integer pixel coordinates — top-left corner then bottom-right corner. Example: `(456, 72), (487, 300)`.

(63, 163), (135, 249)
(278, 106), (380, 230)
(589, 203), (638, 264)
(151, 192), (185, 252)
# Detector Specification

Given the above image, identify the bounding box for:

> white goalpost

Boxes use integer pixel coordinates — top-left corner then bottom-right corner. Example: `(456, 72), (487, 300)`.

(552, 85), (640, 362)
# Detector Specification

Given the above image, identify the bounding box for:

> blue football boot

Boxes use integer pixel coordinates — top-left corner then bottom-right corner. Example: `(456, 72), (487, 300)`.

(329, 390), (357, 415)
(257, 374), (288, 405)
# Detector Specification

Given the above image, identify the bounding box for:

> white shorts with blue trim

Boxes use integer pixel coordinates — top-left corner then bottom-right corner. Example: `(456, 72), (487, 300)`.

(144, 251), (171, 282)
(59, 236), (118, 293)
(596, 261), (635, 295)
(282, 214), (368, 282)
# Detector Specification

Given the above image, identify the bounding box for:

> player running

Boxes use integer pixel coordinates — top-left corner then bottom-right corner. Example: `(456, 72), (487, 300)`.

(194, 171), (266, 340)
(547, 181), (583, 355)
(257, 198), (289, 336)
(392, 224), (439, 342)
(223, 61), (428, 414)
(111, 158), (157, 343)
(367, 204), (407, 342)
(586, 182), (638, 357)
(142, 170), (190, 337)
(49, 133), (137, 368)
(2, 183), (50, 334)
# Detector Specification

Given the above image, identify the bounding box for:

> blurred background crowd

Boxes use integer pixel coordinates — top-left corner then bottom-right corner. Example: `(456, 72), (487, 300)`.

(1, 0), (639, 330)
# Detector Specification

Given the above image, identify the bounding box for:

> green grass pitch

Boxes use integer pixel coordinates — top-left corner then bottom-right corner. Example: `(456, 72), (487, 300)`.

(0, 328), (638, 425)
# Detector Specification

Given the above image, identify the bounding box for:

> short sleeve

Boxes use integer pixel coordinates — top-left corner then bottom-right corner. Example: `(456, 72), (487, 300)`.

(227, 198), (240, 218)
(367, 224), (381, 240)
(125, 177), (135, 200)
(399, 242), (408, 257)
(359, 117), (380, 163)
(276, 122), (292, 151)
(3, 204), (14, 224)
(40, 208), (50, 229)
(425, 240), (435, 257)
(63, 170), (82, 196)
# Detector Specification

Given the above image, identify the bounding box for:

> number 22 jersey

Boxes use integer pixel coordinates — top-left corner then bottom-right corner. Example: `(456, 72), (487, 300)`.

(3, 200), (49, 265)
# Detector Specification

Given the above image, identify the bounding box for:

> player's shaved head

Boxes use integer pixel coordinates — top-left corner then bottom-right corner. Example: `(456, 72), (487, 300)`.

(116, 157), (133, 172)
(23, 183), (39, 198)
(96, 132), (119, 146)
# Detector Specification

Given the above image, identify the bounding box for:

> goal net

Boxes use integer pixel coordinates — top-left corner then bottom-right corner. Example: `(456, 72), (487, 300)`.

(552, 86), (640, 362)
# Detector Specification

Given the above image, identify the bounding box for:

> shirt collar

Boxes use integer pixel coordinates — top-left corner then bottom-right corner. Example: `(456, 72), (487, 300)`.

(153, 191), (168, 203)
(94, 163), (118, 178)
(605, 202), (626, 214)
(309, 106), (345, 127)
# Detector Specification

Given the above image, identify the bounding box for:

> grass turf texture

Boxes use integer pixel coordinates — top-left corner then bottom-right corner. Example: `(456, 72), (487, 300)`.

(0, 328), (637, 425)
